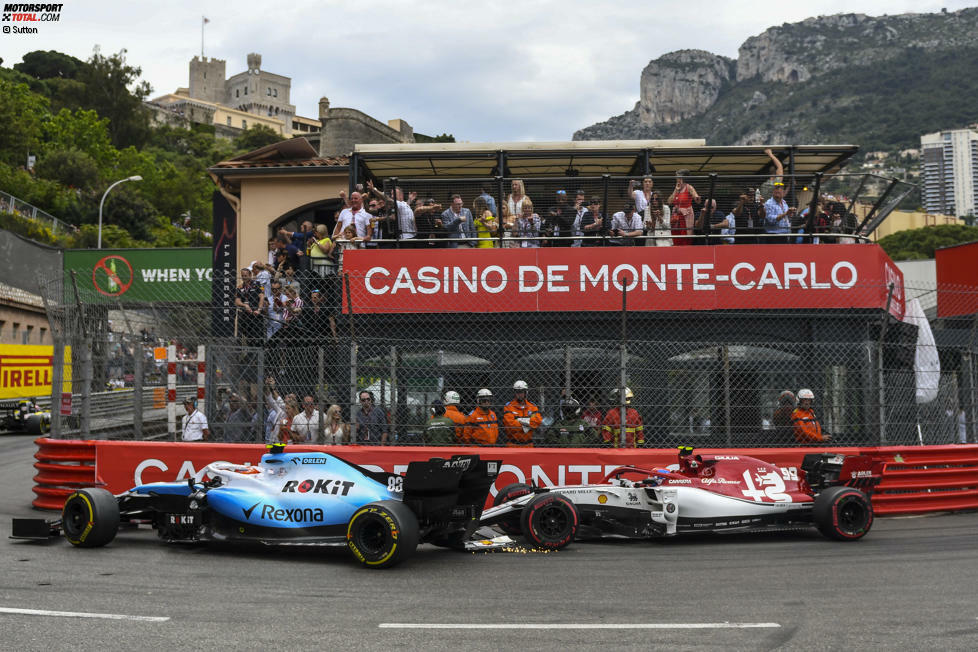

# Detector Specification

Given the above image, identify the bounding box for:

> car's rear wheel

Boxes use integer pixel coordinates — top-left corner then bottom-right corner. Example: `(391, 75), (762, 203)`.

(62, 488), (120, 547)
(347, 500), (419, 568)
(492, 482), (532, 536)
(813, 486), (873, 541)
(25, 413), (49, 435)
(520, 492), (578, 550)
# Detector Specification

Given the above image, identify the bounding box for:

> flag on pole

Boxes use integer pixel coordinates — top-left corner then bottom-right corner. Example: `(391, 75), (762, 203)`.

(203, 16), (210, 24)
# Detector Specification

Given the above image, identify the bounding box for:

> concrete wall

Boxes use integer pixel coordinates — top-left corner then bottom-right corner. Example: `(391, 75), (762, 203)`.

(320, 107), (413, 157)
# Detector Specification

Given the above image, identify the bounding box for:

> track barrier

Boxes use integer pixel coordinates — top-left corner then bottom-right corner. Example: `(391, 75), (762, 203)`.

(29, 439), (978, 515)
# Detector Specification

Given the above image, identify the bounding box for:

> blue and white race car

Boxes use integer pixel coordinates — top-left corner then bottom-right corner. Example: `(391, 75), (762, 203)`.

(12, 444), (504, 568)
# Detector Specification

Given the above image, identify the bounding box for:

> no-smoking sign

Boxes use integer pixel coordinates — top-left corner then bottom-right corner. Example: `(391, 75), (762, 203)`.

(92, 255), (134, 297)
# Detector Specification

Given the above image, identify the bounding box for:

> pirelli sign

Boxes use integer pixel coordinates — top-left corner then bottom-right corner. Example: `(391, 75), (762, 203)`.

(0, 344), (71, 400)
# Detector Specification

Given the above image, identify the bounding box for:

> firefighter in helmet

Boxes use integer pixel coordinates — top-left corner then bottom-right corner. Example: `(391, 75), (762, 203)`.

(443, 390), (468, 444)
(464, 388), (499, 446)
(791, 388), (830, 444)
(601, 387), (644, 447)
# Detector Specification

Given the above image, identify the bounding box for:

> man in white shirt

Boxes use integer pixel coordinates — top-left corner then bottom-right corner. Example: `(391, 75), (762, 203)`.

(366, 181), (417, 245)
(333, 191), (368, 239)
(356, 199), (381, 248)
(291, 395), (322, 443)
(609, 202), (644, 245)
(181, 397), (210, 442)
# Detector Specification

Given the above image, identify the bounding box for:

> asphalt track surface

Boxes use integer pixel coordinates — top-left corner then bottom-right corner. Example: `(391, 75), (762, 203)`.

(2, 434), (978, 651)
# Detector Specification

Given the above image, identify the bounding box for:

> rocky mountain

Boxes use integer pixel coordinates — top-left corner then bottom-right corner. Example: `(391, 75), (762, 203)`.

(574, 9), (978, 149)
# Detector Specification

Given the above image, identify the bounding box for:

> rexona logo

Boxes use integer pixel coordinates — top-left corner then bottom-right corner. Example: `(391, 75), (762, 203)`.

(258, 504), (324, 523)
(282, 478), (355, 496)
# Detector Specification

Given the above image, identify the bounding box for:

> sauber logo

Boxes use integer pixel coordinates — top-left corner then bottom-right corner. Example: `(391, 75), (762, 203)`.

(282, 478), (355, 496)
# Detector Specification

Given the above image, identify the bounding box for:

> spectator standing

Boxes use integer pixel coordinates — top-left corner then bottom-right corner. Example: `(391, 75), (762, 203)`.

(668, 169), (700, 246)
(791, 388), (830, 444)
(601, 387), (644, 448)
(276, 233), (302, 270)
(646, 191), (672, 246)
(266, 280), (286, 340)
(424, 399), (456, 445)
(507, 199), (542, 248)
(501, 380), (542, 447)
(503, 179), (530, 223)
(545, 398), (596, 447)
(356, 200), (382, 249)
(444, 390), (468, 445)
(234, 267), (266, 347)
(356, 391), (390, 445)
(763, 182), (794, 240)
(437, 194), (474, 248)
(609, 202), (644, 246)
(308, 225), (336, 277)
(472, 196), (498, 248)
(291, 395), (321, 443)
(581, 397), (603, 428)
(580, 196), (604, 246)
(551, 189), (577, 247)
(413, 198), (442, 245)
(464, 388), (499, 446)
(181, 397), (210, 442)
(630, 176), (654, 217)
(478, 185), (497, 217)
(334, 225), (363, 270)
(224, 393), (256, 443)
(571, 189), (588, 247)
(333, 191), (368, 239)
(323, 404), (350, 444)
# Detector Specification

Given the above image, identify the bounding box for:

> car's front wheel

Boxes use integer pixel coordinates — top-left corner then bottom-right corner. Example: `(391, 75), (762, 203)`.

(62, 488), (120, 547)
(813, 486), (873, 541)
(520, 492), (578, 550)
(347, 500), (419, 568)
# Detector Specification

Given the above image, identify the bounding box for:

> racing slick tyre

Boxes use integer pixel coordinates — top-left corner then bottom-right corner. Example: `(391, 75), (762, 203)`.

(492, 482), (532, 536)
(520, 492), (579, 550)
(25, 413), (49, 435)
(813, 486), (873, 541)
(347, 500), (420, 569)
(62, 488), (120, 548)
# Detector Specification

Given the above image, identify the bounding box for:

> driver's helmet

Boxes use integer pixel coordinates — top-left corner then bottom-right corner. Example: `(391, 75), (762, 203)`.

(443, 390), (460, 405)
(559, 397), (581, 420)
(797, 388), (815, 402)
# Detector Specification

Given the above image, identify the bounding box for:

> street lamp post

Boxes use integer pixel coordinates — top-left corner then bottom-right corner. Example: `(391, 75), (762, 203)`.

(98, 175), (142, 249)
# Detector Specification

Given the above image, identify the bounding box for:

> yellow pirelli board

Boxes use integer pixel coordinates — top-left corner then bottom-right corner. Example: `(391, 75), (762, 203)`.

(0, 344), (72, 400)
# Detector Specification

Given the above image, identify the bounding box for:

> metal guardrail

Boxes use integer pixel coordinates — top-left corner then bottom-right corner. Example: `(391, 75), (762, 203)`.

(56, 386), (199, 438)
(0, 189), (75, 234)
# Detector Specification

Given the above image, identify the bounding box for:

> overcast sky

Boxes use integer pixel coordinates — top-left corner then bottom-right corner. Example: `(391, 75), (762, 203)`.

(0, 1), (972, 141)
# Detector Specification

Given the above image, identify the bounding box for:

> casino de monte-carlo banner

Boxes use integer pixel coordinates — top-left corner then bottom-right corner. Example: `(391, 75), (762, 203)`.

(63, 248), (212, 304)
(341, 244), (906, 318)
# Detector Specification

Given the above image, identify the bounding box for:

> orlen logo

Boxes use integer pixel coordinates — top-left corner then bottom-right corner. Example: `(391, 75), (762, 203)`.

(282, 478), (355, 496)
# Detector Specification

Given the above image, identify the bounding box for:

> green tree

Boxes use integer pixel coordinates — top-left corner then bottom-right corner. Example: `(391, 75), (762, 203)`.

(34, 148), (100, 191)
(76, 49), (152, 149)
(234, 124), (285, 152)
(14, 50), (86, 79)
(878, 224), (978, 261)
(0, 79), (49, 167)
(40, 108), (118, 171)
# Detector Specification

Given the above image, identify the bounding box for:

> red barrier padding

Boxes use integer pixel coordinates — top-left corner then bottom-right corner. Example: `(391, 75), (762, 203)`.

(33, 462), (97, 485)
(27, 439), (978, 516)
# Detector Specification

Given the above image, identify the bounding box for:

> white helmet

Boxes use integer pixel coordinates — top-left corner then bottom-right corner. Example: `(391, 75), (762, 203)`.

(476, 388), (493, 400)
(513, 380), (528, 391)
(443, 390), (460, 405)
(797, 388), (815, 401)
(612, 387), (634, 403)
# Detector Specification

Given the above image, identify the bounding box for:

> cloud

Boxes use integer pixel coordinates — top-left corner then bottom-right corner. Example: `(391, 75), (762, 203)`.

(1, 0), (972, 141)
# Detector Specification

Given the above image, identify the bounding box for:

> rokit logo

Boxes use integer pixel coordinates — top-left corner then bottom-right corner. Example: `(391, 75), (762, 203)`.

(282, 478), (355, 496)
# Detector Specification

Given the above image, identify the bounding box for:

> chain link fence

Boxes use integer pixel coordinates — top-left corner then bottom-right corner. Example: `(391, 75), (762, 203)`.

(36, 171), (977, 448)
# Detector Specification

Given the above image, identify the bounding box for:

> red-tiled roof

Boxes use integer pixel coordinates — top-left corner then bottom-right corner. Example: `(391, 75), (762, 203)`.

(211, 155), (349, 170)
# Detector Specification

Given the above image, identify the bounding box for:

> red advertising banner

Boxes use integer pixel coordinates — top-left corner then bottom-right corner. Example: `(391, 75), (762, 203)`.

(59, 392), (72, 416)
(93, 441), (840, 505)
(936, 241), (978, 318)
(342, 244), (905, 318)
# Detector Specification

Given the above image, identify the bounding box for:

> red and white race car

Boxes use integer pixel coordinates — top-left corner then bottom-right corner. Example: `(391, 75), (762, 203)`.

(480, 448), (882, 550)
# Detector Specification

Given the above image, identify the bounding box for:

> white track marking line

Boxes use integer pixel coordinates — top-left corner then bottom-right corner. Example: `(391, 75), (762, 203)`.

(0, 607), (169, 622)
(379, 623), (780, 629)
